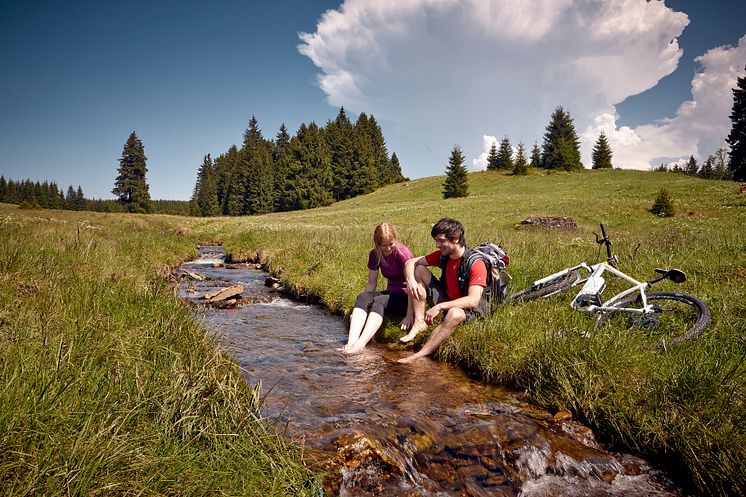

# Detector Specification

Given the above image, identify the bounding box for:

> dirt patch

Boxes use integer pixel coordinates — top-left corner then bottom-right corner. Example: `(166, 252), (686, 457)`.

(518, 216), (578, 230)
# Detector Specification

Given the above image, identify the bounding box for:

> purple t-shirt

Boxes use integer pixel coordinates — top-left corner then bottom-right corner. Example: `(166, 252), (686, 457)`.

(367, 243), (413, 294)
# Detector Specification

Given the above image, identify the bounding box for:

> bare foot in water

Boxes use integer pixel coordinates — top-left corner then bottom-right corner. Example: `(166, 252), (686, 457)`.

(399, 323), (427, 343)
(397, 353), (424, 363)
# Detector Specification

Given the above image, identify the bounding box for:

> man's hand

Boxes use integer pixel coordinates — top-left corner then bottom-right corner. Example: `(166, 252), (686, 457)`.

(425, 304), (441, 324)
(407, 278), (423, 300)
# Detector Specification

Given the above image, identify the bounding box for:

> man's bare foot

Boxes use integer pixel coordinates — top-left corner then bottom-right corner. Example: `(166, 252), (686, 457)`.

(399, 323), (427, 343)
(397, 354), (422, 363)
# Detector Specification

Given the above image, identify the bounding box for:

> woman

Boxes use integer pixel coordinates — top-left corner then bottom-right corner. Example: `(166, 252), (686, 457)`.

(343, 222), (414, 351)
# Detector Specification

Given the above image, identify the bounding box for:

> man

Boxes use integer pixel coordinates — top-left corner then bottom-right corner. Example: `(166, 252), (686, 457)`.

(397, 218), (487, 363)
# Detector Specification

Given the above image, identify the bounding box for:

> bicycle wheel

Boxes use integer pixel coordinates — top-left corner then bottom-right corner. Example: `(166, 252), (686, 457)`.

(594, 291), (711, 349)
(508, 271), (581, 303)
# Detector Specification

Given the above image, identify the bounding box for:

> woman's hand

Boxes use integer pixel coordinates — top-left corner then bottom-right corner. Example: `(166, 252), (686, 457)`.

(400, 313), (414, 330)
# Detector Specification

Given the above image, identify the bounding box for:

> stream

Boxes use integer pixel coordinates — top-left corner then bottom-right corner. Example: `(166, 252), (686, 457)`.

(177, 246), (687, 497)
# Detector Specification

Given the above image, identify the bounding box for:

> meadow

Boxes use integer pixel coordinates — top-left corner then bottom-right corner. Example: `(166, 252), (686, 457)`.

(0, 168), (743, 496)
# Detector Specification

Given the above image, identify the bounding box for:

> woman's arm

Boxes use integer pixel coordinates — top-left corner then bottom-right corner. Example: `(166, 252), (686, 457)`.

(363, 269), (378, 293)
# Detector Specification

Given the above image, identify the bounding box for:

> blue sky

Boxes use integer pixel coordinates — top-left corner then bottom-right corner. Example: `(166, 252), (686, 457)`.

(1, 1), (745, 200)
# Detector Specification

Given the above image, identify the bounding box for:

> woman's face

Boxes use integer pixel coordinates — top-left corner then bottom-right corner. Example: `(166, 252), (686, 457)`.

(379, 239), (396, 256)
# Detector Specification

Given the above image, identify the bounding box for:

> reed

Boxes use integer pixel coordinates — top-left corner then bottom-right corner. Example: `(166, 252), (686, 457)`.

(0, 208), (320, 496)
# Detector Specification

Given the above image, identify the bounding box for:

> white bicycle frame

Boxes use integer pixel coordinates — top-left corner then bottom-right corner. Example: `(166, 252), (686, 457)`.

(531, 262), (655, 315)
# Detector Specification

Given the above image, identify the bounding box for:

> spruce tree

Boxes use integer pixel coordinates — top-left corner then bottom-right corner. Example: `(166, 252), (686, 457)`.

(530, 142), (541, 168)
(443, 145), (469, 199)
(325, 107), (356, 200)
(685, 155), (699, 176)
(241, 116), (275, 215)
(282, 122), (334, 211)
(713, 148), (731, 180)
(192, 154), (220, 216)
(541, 106), (583, 171)
(350, 112), (381, 196)
(496, 137), (514, 170)
(389, 153), (406, 182)
(112, 131), (152, 213)
(651, 189), (675, 217)
(699, 155), (715, 179)
(0, 176), (7, 202)
(273, 124), (291, 210)
(592, 132), (613, 169)
(726, 66), (746, 181)
(486, 141), (499, 171)
(513, 143), (528, 175)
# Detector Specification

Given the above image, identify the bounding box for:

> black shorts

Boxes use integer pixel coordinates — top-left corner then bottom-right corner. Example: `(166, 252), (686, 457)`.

(425, 274), (487, 321)
(354, 291), (408, 317)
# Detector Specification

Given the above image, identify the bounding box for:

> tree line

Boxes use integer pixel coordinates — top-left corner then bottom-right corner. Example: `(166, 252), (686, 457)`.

(190, 108), (406, 217)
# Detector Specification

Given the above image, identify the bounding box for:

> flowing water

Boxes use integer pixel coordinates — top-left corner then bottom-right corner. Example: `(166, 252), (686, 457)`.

(178, 246), (687, 497)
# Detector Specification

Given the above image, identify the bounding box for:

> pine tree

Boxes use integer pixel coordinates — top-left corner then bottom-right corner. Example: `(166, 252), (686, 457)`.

(591, 132), (613, 169)
(486, 141), (499, 171)
(513, 143), (528, 175)
(541, 106), (583, 171)
(496, 137), (513, 170)
(530, 142), (541, 168)
(443, 145), (469, 199)
(699, 155), (715, 179)
(726, 66), (746, 181)
(685, 155), (699, 176)
(112, 131), (152, 213)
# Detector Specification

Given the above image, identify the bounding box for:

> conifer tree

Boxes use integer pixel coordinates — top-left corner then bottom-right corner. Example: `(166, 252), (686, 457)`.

(241, 116), (275, 215)
(496, 137), (513, 170)
(541, 106), (583, 171)
(727, 66), (746, 181)
(220, 146), (243, 216)
(112, 131), (152, 213)
(513, 143), (528, 175)
(651, 189), (675, 217)
(0, 176), (7, 202)
(443, 145), (469, 199)
(713, 148), (731, 180)
(389, 153), (406, 182)
(350, 112), (381, 196)
(685, 155), (699, 176)
(592, 132), (613, 169)
(273, 124), (291, 210)
(282, 122), (334, 211)
(191, 154), (220, 216)
(486, 141), (499, 171)
(325, 107), (356, 200)
(530, 142), (541, 168)
(699, 155), (715, 179)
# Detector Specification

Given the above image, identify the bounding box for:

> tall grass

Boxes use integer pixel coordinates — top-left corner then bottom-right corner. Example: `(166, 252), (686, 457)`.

(0, 208), (320, 495)
(196, 169), (744, 496)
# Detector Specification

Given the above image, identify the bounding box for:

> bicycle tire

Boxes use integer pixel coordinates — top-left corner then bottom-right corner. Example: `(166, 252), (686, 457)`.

(508, 271), (581, 303)
(594, 291), (711, 349)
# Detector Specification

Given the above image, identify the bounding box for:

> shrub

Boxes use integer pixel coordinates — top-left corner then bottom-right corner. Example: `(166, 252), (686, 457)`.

(651, 188), (675, 217)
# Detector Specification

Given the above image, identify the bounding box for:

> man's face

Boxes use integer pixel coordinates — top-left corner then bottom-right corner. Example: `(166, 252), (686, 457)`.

(433, 234), (460, 257)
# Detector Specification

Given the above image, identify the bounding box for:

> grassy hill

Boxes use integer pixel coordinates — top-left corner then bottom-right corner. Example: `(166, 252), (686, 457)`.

(0, 168), (743, 496)
(198, 168), (744, 496)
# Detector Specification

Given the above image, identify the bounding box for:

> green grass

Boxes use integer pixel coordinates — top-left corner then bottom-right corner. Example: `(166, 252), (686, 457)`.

(191, 169), (744, 496)
(1, 168), (742, 496)
(0, 207), (320, 496)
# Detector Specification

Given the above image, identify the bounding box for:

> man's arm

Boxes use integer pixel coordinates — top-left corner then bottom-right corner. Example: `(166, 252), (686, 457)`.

(404, 255), (429, 299)
(424, 285), (483, 323)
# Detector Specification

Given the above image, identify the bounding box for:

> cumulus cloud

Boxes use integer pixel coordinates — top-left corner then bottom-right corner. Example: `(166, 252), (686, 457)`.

(582, 35), (746, 169)
(298, 0), (738, 176)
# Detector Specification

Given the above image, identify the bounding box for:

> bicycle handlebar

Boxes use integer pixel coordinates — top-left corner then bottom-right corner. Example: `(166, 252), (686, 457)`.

(594, 223), (617, 267)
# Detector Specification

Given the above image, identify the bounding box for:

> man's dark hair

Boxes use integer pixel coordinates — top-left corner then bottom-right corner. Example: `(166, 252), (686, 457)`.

(431, 218), (465, 246)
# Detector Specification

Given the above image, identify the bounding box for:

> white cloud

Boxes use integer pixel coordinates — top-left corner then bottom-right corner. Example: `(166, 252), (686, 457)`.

(582, 35), (746, 168)
(298, 0), (727, 176)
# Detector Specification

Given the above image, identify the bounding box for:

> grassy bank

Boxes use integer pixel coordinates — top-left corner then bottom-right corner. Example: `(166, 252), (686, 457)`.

(191, 169), (744, 496)
(0, 206), (320, 495)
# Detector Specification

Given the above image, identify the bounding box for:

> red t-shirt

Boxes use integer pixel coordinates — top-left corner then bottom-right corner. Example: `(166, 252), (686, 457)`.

(424, 250), (486, 301)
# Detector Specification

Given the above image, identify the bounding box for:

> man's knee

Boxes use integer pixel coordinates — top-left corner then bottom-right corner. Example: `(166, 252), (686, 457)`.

(443, 307), (467, 326)
(413, 265), (433, 285)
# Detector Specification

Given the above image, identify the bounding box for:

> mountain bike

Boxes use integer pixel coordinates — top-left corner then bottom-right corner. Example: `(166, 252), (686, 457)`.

(508, 224), (711, 349)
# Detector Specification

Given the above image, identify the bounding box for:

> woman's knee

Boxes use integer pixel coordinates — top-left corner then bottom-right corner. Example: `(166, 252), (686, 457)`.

(354, 291), (376, 310)
(370, 295), (388, 316)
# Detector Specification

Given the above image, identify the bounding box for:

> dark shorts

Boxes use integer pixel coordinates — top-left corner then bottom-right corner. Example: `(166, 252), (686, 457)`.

(425, 273), (488, 321)
(354, 291), (408, 317)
